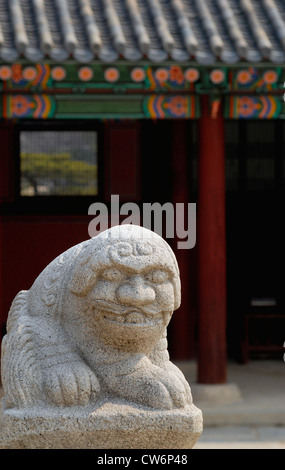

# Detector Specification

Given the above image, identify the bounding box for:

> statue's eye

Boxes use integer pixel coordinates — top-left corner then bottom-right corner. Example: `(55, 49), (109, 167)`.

(145, 270), (169, 284)
(101, 268), (124, 282)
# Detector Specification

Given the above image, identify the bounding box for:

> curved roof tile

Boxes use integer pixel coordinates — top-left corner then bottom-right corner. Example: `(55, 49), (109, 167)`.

(32, 0), (53, 53)
(193, 0), (224, 56)
(9, 0), (29, 54)
(55, 0), (79, 52)
(171, 0), (197, 55)
(147, 0), (175, 52)
(78, 0), (102, 54)
(216, 0), (248, 58)
(125, 0), (151, 53)
(0, 0), (284, 63)
(240, 0), (272, 58)
(103, 0), (127, 54)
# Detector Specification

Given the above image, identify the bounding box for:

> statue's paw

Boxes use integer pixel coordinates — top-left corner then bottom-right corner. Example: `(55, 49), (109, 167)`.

(44, 362), (100, 406)
(155, 369), (189, 409)
(139, 362), (191, 409)
(163, 361), (193, 404)
(134, 373), (188, 410)
(106, 372), (172, 410)
(135, 376), (174, 410)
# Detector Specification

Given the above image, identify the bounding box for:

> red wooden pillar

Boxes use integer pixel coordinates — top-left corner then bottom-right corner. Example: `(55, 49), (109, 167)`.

(104, 121), (141, 203)
(197, 95), (227, 383)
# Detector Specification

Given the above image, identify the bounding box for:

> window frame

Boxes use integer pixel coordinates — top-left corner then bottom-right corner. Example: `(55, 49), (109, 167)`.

(8, 120), (104, 215)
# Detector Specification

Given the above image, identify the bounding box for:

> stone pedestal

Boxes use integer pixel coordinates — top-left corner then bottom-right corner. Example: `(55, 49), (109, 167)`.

(192, 383), (242, 405)
(0, 400), (203, 449)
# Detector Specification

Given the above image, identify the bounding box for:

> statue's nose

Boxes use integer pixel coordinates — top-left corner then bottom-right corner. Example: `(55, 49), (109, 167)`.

(116, 276), (156, 306)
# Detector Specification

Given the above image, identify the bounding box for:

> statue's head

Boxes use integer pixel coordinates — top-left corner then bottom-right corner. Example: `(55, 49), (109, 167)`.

(30, 225), (181, 353)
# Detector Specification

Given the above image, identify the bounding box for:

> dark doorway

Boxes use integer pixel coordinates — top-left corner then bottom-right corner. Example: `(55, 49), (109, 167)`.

(225, 120), (285, 360)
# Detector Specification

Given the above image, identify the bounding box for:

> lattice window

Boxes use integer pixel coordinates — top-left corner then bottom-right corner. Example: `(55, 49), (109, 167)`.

(20, 130), (98, 196)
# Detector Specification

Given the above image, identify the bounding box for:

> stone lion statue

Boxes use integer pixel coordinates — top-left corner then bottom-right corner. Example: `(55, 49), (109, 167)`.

(1, 224), (193, 411)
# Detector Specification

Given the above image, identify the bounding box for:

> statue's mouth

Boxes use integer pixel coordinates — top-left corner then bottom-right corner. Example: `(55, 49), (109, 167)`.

(99, 309), (165, 327)
(92, 300), (171, 328)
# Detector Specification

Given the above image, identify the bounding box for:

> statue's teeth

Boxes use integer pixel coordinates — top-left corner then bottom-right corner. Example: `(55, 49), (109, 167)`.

(125, 312), (146, 324)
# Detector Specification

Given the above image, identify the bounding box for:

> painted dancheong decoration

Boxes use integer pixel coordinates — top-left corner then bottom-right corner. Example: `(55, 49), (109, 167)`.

(227, 95), (282, 119)
(0, 63), (284, 120)
(0, 0), (285, 120)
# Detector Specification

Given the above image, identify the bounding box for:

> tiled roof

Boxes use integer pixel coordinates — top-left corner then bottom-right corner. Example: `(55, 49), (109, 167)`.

(0, 0), (285, 64)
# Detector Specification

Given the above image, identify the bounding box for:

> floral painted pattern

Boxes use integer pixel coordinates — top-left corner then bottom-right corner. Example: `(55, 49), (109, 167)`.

(237, 96), (256, 117)
(228, 95), (281, 119)
(78, 66), (93, 81)
(143, 95), (196, 118)
(2, 64), (51, 87)
(11, 95), (32, 117)
(11, 64), (25, 85)
(164, 96), (188, 117)
(210, 69), (225, 84)
(23, 66), (37, 81)
(185, 68), (200, 83)
(155, 68), (169, 83)
(262, 70), (278, 85)
(169, 66), (184, 85)
(0, 65), (12, 81)
(51, 66), (66, 81)
(131, 67), (145, 82)
(232, 68), (281, 90)
(236, 69), (252, 85)
(7, 95), (55, 118)
(104, 67), (120, 82)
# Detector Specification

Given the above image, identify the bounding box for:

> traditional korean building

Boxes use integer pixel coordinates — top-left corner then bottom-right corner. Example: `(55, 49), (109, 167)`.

(0, 0), (285, 386)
